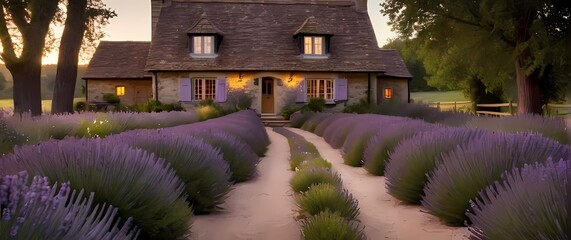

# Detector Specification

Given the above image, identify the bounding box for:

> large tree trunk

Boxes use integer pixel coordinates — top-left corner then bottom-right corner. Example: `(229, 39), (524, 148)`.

(7, 61), (43, 116)
(52, 0), (89, 114)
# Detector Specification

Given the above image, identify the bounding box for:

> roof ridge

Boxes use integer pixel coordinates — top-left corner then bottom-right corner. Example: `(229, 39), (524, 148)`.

(185, 12), (224, 34)
(294, 16), (332, 35)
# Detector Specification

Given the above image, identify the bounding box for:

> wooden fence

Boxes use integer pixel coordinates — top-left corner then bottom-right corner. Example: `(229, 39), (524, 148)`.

(427, 101), (571, 117)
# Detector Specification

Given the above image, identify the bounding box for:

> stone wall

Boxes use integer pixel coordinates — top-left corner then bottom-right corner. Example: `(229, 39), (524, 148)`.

(377, 77), (409, 104)
(87, 79), (152, 106)
(156, 71), (372, 113)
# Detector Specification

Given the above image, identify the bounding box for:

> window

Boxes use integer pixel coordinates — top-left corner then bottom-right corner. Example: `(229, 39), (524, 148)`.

(116, 86), (125, 96)
(193, 78), (216, 100)
(304, 36), (325, 55)
(384, 88), (393, 99)
(307, 79), (333, 100)
(192, 36), (214, 54)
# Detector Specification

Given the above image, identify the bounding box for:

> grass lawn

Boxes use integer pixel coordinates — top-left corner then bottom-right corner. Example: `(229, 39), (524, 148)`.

(410, 91), (468, 103)
(0, 98), (86, 114)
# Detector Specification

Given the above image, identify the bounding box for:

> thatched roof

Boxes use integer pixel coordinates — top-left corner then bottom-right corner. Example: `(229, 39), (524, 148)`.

(83, 41), (151, 79)
(145, 1), (387, 72)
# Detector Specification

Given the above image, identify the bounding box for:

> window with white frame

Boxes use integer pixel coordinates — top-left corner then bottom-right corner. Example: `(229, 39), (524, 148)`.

(307, 79), (333, 100)
(192, 36), (214, 54)
(304, 36), (325, 55)
(193, 78), (216, 100)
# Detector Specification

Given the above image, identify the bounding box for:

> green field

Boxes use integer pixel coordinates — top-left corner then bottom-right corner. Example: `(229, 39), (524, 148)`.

(410, 91), (468, 103)
(0, 98), (86, 113)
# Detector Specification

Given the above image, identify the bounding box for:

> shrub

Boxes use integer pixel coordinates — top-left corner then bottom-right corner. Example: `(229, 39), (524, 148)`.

(422, 133), (570, 226)
(102, 93), (120, 104)
(74, 101), (86, 112)
(290, 167), (342, 193)
(465, 114), (569, 144)
(301, 113), (332, 132)
(342, 97), (377, 114)
(307, 97), (326, 112)
(273, 127), (322, 170)
(138, 99), (162, 112)
(322, 115), (360, 148)
(0, 139), (192, 240)
(377, 102), (474, 126)
(281, 104), (303, 120)
(313, 114), (354, 137)
(362, 119), (435, 176)
(290, 111), (314, 128)
(0, 172), (139, 239)
(385, 127), (490, 204)
(299, 157), (333, 170)
(110, 130), (232, 213)
(296, 183), (360, 220)
(191, 130), (260, 182)
(341, 115), (404, 167)
(301, 211), (365, 240)
(468, 159), (568, 240)
(226, 90), (253, 111)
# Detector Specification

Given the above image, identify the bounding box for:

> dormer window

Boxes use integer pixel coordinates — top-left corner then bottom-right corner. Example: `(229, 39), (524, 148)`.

(304, 36), (325, 55)
(192, 36), (215, 54)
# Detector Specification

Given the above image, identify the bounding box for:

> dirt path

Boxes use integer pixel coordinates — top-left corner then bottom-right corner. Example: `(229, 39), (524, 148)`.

(288, 128), (469, 240)
(189, 128), (300, 240)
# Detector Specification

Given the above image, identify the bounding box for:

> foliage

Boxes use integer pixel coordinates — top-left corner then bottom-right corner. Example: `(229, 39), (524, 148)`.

(296, 183), (360, 220)
(377, 102), (473, 126)
(465, 114), (569, 144)
(466, 76), (504, 113)
(0, 139), (192, 239)
(301, 211), (365, 240)
(196, 99), (224, 120)
(74, 101), (86, 112)
(468, 159), (569, 240)
(307, 97), (326, 112)
(385, 127), (489, 204)
(290, 111), (314, 128)
(225, 90), (253, 111)
(281, 103), (303, 120)
(362, 120), (434, 176)
(301, 113), (333, 132)
(290, 167), (343, 193)
(190, 130), (260, 182)
(102, 93), (120, 104)
(136, 99), (184, 113)
(109, 131), (232, 214)
(383, 38), (434, 92)
(342, 97), (378, 114)
(0, 172), (139, 239)
(273, 127), (322, 171)
(314, 114), (354, 137)
(422, 133), (570, 226)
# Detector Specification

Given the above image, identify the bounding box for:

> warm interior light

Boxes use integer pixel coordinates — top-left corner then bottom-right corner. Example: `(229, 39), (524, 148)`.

(238, 72), (243, 82)
(384, 88), (392, 99)
(116, 86), (125, 96)
(288, 73), (294, 82)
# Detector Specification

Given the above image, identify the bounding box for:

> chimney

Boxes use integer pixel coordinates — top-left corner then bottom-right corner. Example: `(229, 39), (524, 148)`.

(151, 0), (162, 35)
(352, 0), (367, 12)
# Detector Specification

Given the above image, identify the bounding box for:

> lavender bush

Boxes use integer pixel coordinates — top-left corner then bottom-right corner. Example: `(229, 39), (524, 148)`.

(422, 133), (570, 226)
(313, 114), (354, 137)
(296, 183), (360, 221)
(341, 115), (405, 167)
(377, 103), (474, 126)
(468, 159), (568, 240)
(301, 211), (365, 240)
(290, 111), (315, 128)
(0, 172), (138, 239)
(321, 115), (360, 148)
(301, 113), (333, 132)
(273, 127), (323, 171)
(465, 114), (569, 144)
(109, 130), (232, 214)
(290, 167), (343, 193)
(0, 139), (192, 240)
(362, 119), (435, 176)
(385, 127), (490, 204)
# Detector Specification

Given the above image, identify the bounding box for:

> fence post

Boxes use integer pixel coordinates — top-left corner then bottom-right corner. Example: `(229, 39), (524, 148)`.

(437, 102), (441, 111)
(454, 101), (457, 112)
(508, 101), (513, 115)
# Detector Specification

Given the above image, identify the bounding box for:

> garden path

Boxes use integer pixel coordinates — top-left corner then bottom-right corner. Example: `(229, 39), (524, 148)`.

(189, 128), (300, 240)
(288, 128), (469, 240)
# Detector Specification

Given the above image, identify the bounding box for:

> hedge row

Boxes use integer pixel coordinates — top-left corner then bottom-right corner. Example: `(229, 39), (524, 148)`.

(273, 128), (364, 240)
(0, 110), (269, 239)
(294, 112), (570, 239)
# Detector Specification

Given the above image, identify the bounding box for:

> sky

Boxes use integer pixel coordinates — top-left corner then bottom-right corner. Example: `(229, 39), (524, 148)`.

(43, 0), (397, 64)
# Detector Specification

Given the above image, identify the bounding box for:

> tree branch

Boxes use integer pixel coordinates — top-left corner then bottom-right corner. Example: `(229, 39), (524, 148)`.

(7, 0), (29, 32)
(0, 5), (17, 62)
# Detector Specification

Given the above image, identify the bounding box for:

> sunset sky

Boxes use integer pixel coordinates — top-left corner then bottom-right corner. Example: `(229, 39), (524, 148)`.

(43, 0), (396, 64)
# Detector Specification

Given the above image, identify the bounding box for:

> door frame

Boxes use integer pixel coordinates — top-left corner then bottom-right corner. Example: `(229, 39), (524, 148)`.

(260, 77), (276, 114)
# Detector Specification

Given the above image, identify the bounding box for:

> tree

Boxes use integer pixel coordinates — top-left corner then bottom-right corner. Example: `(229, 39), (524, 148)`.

(382, 0), (571, 114)
(382, 38), (434, 92)
(0, 0), (59, 115)
(0, 72), (5, 91)
(51, 0), (115, 114)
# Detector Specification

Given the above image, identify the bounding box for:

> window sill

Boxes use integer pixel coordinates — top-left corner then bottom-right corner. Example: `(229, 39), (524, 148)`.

(300, 54), (329, 59)
(190, 53), (218, 59)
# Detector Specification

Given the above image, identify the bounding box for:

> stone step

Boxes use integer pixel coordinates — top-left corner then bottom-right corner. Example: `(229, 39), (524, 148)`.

(259, 114), (290, 127)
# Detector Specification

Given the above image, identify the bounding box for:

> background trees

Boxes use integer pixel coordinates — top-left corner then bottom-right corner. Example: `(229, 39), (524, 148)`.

(381, 0), (571, 114)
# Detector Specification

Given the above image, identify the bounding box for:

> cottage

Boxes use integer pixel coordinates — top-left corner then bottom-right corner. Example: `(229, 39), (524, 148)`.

(83, 0), (412, 114)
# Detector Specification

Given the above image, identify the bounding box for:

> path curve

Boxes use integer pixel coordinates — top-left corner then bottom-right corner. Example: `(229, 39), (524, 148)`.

(189, 128), (299, 239)
(288, 128), (469, 240)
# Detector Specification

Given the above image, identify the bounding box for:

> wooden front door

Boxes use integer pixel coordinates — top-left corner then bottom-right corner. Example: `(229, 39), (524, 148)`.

(261, 77), (274, 113)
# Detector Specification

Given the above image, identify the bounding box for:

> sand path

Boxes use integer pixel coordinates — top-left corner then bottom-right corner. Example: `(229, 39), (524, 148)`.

(288, 127), (469, 240)
(189, 128), (300, 240)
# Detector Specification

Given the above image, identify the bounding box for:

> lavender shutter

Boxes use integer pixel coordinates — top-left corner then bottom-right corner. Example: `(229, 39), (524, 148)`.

(334, 78), (348, 101)
(296, 78), (307, 102)
(215, 76), (227, 102)
(179, 78), (192, 101)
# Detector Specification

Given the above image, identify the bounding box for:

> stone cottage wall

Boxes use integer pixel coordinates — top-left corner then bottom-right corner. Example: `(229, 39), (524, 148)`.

(377, 77), (410, 104)
(87, 79), (152, 106)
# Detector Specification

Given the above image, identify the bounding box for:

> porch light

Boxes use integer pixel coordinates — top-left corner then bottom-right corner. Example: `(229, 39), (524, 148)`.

(288, 73), (294, 82)
(238, 72), (243, 82)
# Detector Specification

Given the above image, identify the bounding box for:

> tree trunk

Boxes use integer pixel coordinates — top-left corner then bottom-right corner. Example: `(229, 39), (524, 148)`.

(515, 57), (542, 114)
(52, 0), (89, 114)
(7, 61), (43, 116)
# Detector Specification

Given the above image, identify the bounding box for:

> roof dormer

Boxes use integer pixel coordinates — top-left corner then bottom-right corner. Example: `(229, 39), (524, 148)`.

(294, 16), (333, 58)
(186, 13), (224, 58)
